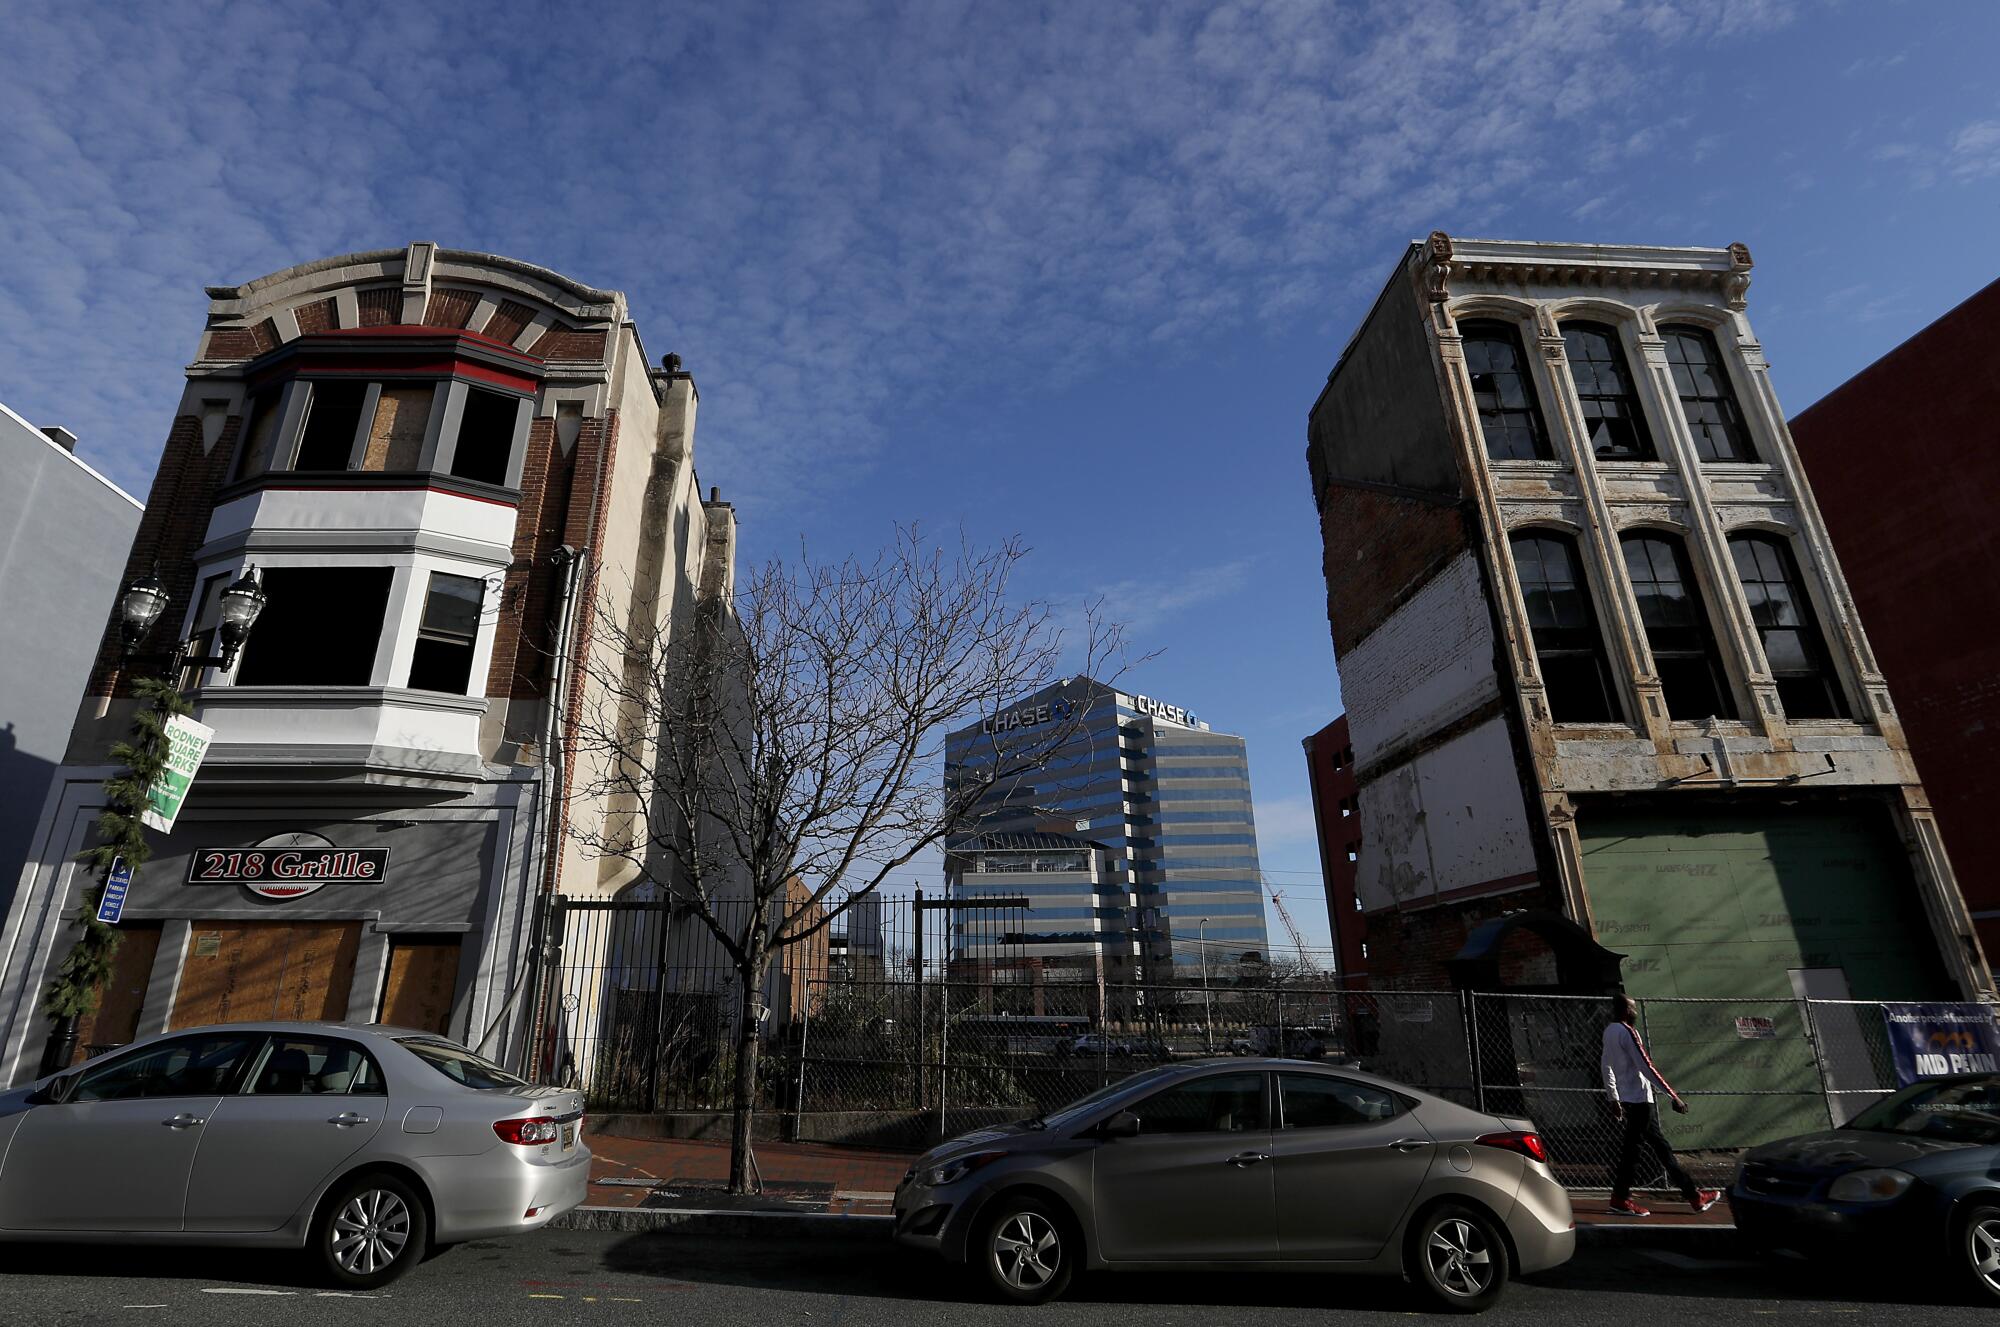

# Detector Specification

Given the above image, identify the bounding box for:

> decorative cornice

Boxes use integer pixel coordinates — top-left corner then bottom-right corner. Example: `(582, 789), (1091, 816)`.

(1419, 232), (1755, 309)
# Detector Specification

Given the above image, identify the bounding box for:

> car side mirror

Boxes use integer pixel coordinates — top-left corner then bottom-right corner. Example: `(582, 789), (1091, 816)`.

(1098, 1111), (1141, 1140)
(27, 1073), (77, 1106)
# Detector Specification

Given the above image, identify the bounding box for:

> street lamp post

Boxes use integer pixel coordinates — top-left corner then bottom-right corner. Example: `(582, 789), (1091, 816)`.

(1199, 916), (1212, 1054)
(118, 564), (269, 677)
(37, 565), (269, 1077)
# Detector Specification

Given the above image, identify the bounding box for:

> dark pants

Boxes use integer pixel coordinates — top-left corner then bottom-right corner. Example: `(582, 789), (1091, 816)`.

(1612, 1101), (1699, 1204)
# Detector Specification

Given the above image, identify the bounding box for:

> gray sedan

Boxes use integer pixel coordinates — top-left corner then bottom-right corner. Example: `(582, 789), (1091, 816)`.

(894, 1058), (1574, 1311)
(0, 1022), (588, 1288)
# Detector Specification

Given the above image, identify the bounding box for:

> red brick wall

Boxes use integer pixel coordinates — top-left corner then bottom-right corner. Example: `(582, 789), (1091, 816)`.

(294, 298), (337, 334)
(356, 288), (399, 327)
(528, 327), (608, 361)
(1316, 481), (1471, 657)
(1303, 716), (1368, 984)
(423, 289), (480, 329)
(482, 300), (536, 346)
(205, 321), (277, 360)
(1789, 276), (2000, 953)
(86, 414), (244, 697)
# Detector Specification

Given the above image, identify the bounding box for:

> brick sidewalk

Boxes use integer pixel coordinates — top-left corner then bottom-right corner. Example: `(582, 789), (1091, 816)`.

(581, 1130), (1734, 1228)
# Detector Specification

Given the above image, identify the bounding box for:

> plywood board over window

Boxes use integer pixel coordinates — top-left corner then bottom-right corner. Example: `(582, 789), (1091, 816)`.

(72, 924), (163, 1062)
(170, 920), (362, 1029)
(362, 385), (432, 471)
(379, 937), (462, 1035)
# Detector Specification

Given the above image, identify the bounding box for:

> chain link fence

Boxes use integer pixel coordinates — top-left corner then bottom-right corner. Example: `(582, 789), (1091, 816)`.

(521, 891), (1982, 1190)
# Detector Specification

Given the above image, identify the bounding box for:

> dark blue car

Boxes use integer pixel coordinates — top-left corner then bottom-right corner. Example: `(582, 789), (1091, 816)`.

(1731, 1074), (2000, 1302)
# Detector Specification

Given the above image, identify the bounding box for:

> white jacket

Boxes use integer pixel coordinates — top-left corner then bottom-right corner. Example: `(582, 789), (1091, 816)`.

(1601, 1021), (1674, 1105)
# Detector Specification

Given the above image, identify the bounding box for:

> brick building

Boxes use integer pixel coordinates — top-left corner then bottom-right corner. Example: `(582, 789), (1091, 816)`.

(0, 243), (740, 1083)
(1789, 275), (2000, 957)
(1303, 233), (1989, 1007)
(1301, 716), (1366, 985)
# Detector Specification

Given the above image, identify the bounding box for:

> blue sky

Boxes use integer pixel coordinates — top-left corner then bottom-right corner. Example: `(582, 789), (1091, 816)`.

(4, 0), (1999, 954)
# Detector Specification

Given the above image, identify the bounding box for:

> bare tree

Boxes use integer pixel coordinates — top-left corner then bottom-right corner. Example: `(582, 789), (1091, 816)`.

(570, 527), (1124, 1192)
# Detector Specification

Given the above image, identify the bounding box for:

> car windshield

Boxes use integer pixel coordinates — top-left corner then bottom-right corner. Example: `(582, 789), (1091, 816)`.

(1845, 1078), (2000, 1145)
(1036, 1066), (1177, 1133)
(398, 1037), (529, 1089)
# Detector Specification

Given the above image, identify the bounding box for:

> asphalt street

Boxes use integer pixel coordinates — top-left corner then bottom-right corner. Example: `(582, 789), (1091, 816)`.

(0, 1228), (1983, 1326)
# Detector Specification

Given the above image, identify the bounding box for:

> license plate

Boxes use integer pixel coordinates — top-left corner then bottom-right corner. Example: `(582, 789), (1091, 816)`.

(562, 1123), (576, 1150)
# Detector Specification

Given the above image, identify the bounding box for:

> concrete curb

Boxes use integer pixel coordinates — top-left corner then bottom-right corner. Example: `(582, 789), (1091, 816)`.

(553, 1206), (893, 1238)
(556, 1204), (1739, 1250)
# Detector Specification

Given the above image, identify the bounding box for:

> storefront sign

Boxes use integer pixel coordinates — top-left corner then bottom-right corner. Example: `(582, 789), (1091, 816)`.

(980, 698), (1074, 734)
(140, 713), (215, 833)
(188, 831), (388, 900)
(1882, 1003), (2000, 1085)
(95, 858), (133, 925)
(1131, 694), (1196, 726)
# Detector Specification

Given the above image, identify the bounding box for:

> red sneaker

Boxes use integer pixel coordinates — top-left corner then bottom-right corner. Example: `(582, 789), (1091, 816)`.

(1693, 1190), (1723, 1213)
(1607, 1198), (1651, 1217)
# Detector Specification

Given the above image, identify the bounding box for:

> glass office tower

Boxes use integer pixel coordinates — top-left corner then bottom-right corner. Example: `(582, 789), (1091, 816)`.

(944, 677), (1269, 977)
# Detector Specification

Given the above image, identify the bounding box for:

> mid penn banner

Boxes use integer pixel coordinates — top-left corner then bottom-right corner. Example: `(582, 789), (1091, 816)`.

(1881, 1003), (2000, 1086)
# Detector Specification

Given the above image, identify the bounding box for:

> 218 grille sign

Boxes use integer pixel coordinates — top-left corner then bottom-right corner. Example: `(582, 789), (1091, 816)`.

(187, 837), (389, 900)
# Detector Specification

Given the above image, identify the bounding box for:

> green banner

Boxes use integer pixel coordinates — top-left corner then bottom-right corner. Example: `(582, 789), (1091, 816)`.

(140, 713), (215, 833)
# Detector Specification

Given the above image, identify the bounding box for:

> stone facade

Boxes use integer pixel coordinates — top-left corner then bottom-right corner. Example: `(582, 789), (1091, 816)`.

(1305, 234), (1989, 1001)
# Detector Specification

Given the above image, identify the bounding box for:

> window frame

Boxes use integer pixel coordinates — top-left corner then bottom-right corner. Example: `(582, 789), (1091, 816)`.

(1561, 320), (1657, 462)
(231, 565), (396, 688)
(1509, 528), (1625, 724)
(289, 379), (371, 473)
(239, 1034), (388, 1097)
(68, 1031), (266, 1102)
(407, 570), (487, 695)
(1124, 1069), (1271, 1136)
(1460, 318), (1554, 462)
(1275, 1071), (1411, 1131)
(1660, 324), (1757, 463)
(1728, 532), (1851, 720)
(1619, 530), (1738, 722)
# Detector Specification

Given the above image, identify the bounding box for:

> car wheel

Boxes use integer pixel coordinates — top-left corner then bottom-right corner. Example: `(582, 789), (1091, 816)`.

(1407, 1202), (1509, 1313)
(977, 1195), (1076, 1305)
(1959, 1204), (2000, 1303)
(312, 1172), (429, 1289)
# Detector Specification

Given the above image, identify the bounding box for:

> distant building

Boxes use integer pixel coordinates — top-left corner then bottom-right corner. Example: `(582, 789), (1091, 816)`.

(0, 406), (142, 922)
(1302, 233), (1987, 1003)
(944, 677), (1270, 981)
(1789, 276), (2000, 958)
(1301, 716), (1366, 985)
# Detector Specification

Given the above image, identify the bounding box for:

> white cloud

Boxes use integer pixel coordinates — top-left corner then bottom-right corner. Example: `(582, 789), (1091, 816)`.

(1948, 120), (2000, 180)
(0, 0), (1808, 520)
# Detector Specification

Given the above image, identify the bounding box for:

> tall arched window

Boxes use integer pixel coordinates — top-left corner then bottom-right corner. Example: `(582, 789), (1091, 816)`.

(1461, 320), (1551, 461)
(1662, 324), (1755, 462)
(1729, 533), (1849, 720)
(1510, 531), (1622, 723)
(1621, 532), (1736, 721)
(1562, 321), (1655, 461)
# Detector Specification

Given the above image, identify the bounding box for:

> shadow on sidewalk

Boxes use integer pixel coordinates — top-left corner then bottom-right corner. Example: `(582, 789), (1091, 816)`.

(0, 1242), (327, 1288)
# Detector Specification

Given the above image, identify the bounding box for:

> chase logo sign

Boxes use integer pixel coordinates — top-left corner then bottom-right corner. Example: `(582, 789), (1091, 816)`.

(1883, 1004), (2000, 1085)
(980, 698), (1075, 734)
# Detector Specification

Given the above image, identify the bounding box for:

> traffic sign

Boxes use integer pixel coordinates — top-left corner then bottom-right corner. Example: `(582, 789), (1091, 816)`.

(96, 858), (133, 925)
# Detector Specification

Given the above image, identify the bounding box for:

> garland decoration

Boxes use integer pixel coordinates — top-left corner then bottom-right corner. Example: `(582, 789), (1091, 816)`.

(41, 676), (191, 1019)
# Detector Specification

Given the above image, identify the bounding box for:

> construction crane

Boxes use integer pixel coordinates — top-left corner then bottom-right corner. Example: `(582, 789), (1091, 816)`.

(1261, 874), (1317, 969)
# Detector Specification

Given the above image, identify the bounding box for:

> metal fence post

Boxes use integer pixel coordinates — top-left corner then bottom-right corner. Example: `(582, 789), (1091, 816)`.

(1800, 998), (1838, 1128)
(939, 980), (950, 1138)
(1464, 990), (1485, 1112)
(794, 977), (815, 1139)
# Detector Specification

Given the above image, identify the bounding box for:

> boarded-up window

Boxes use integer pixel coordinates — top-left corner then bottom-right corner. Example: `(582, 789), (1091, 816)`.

(361, 385), (432, 472)
(170, 921), (362, 1028)
(378, 937), (461, 1035)
(73, 924), (162, 1063)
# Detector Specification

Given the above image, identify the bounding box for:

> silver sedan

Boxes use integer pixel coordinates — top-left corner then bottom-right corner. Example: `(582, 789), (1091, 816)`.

(0, 1022), (589, 1287)
(894, 1059), (1574, 1311)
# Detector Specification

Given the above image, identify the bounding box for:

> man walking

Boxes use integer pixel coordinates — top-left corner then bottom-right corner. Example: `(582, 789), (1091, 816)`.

(1601, 995), (1721, 1216)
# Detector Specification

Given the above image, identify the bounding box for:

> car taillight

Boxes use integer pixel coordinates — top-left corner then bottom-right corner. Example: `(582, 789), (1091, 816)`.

(495, 1116), (561, 1145)
(1476, 1130), (1549, 1164)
